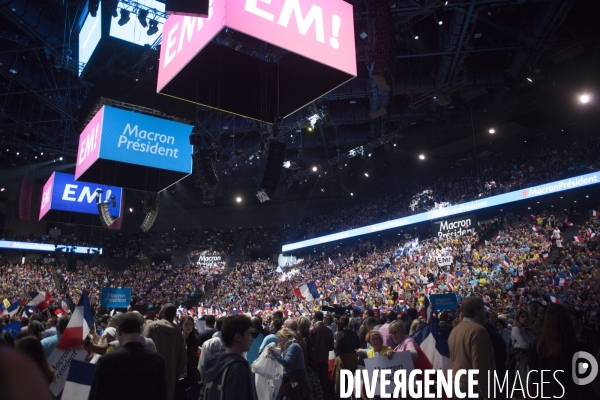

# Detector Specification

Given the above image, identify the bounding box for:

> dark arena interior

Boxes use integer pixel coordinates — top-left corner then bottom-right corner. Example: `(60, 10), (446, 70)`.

(0, 1), (599, 399)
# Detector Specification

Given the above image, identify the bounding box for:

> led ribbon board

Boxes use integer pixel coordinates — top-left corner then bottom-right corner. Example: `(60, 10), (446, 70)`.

(0, 241), (102, 255)
(75, 105), (193, 192)
(39, 172), (123, 221)
(157, 0), (356, 122)
(282, 172), (600, 252)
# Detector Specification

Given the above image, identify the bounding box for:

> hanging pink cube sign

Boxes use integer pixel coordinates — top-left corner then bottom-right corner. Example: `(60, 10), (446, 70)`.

(157, 0), (357, 123)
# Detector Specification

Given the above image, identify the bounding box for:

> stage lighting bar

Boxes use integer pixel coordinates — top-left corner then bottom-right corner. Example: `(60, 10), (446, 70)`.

(116, 0), (169, 24)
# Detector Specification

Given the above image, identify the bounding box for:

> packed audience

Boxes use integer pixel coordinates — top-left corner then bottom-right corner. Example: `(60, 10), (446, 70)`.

(294, 139), (600, 240)
(245, 227), (284, 250)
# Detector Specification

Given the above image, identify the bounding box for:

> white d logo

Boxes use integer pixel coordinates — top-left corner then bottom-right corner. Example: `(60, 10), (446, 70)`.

(572, 351), (598, 385)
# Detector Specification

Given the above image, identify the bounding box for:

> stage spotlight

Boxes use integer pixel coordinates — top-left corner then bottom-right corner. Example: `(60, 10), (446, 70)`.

(138, 9), (148, 28)
(364, 173), (369, 177)
(579, 93), (590, 104)
(489, 128), (495, 134)
(89, 0), (99, 17)
(59, 157), (63, 161)
(312, 166), (317, 172)
(236, 197), (242, 203)
(419, 154), (425, 160)
(118, 9), (131, 26)
(107, 0), (118, 17)
(147, 19), (159, 35)
(350, 193), (354, 196)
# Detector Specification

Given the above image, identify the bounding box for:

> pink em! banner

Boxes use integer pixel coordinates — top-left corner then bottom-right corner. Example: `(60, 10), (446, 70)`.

(75, 106), (105, 180)
(158, 0), (356, 92)
(39, 172), (55, 220)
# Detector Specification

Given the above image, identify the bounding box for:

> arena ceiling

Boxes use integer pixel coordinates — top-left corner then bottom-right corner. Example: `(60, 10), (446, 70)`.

(0, 0), (598, 206)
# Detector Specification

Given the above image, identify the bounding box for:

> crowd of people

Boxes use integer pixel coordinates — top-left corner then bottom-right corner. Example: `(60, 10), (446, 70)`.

(294, 139), (600, 241)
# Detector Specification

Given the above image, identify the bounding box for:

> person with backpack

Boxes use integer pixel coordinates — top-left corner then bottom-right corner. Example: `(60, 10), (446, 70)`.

(203, 315), (254, 400)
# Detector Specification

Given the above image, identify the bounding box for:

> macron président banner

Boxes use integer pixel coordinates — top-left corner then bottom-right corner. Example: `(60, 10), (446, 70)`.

(75, 106), (193, 181)
(39, 172), (122, 221)
(100, 288), (131, 308)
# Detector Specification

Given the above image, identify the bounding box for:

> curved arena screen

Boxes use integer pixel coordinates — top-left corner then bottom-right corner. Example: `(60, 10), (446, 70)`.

(282, 171), (600, 252)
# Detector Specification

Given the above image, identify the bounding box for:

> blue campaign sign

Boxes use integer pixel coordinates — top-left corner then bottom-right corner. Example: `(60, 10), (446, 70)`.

(44, 172), (122, 218)
(282, 171), (600, 252)
(98, 106), (193, 174)
(100, 288), (131, 308)
(429, 294), (458, 311)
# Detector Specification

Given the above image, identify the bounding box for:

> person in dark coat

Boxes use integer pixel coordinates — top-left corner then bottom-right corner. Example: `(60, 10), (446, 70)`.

(88, 313), (167, 400)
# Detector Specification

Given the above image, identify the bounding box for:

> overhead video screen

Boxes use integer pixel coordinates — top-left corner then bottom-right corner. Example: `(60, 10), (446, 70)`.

(109, 0), (165, 46)
(78, 2), (102, 76)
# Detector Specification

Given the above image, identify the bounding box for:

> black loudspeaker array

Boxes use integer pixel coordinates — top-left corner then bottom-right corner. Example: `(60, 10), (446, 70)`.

(193, 150), (219, 192)
(256, 140), (286, 198)
(166, 0), (209, 17)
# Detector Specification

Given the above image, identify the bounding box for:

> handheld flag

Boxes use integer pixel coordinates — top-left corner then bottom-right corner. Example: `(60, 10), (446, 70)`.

(56, 291), (94, 350)
(61, 360), (96, 400)
(27, 291), (52, 311)
(292, 282), (320, 302)
(411, 320), (450, 371)
(6, 300), (20, 317)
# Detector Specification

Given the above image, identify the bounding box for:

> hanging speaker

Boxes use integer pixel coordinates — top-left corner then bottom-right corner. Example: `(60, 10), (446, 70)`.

(193, 150), (219, 191)
(165, 0), (209, 17)
(256, 140), (286, 198)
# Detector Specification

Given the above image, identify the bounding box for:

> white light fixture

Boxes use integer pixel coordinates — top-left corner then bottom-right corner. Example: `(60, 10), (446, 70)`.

(312, 166), (317, 172)
(350, 193), (354, 196)
(129, 208), (133, 212)
(579, 93), (590, 104)
(419, 154), (425, 160)
(438, 20), (443, 25)
(489, 128), (495, 134)
(364, 173), (369, 177)
(283, 160), (291, 169)
(59, 157), (63, 161)
(236, 197), (242, 203)
(527, 77), (533, 82)
(368, 153), (372, 157)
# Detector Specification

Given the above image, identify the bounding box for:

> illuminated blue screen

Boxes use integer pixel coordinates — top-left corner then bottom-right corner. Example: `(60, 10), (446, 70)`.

(109, 0), (165, 46)
(78, 2), (102, 76)
(98, 106), (193, 175)
(51, 172), (122, 218)
(282, 172), (600, 252)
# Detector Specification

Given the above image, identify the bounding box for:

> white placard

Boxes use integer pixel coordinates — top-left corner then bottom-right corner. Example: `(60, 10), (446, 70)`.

(435, 256), (453, 266)
(363, 351), (414, 397)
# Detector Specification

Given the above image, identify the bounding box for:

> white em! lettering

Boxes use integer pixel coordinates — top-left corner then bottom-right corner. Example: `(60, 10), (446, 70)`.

(246, 0), (342, 48)
(164, 0), (214, 68)
(41, 187), (52, 209)
(78, 123), (99, 165)
(62, 185), (113, 204)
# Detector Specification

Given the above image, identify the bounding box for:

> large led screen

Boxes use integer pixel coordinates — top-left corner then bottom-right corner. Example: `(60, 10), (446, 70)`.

(282, 172), (600, 252)
(78, 2), (102, 76)
(39, 172), (123, 221)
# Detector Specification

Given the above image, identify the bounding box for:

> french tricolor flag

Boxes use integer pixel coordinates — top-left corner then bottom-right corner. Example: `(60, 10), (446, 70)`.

(26, 291), (52, 311)
(6, 300), (21, 317)
(56, 291), (94, 350)
(591, 210), (598, 217)
(573, 236), (584, 243)
(502, 260), (510, 269)
(547, 295), (561, 304)
(531, 226), (540, 232)
(293, 281), (320, 302)
(565, 221), (574, 227)
(61, 360), (96, 400)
